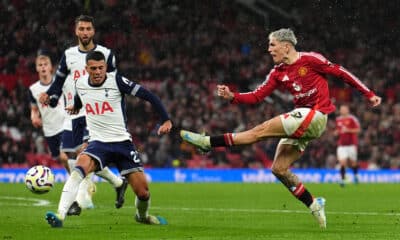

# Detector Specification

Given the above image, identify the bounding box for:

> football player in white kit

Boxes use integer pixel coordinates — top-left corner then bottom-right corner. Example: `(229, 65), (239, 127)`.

(39, 15), (127, 213)
(45, 51), (172, 227)
(29, 52), (68, 170)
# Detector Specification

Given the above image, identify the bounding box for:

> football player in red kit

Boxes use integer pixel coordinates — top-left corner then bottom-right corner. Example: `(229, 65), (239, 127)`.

(335, 105), (361, 186)
(180, 28), (381, 229)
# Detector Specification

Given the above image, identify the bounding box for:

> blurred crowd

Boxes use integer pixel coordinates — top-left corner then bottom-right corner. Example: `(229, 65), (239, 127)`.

(0, 0), (399, 169)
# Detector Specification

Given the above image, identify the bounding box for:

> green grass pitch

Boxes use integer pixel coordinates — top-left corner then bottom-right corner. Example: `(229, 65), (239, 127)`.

(0, 182), (399, 240)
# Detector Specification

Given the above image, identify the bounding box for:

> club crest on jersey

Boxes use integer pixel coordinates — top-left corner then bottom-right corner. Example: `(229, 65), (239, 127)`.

(292, 82), (302, 92)
(86, 101), (114, 115)
(298, 67), (308, 77)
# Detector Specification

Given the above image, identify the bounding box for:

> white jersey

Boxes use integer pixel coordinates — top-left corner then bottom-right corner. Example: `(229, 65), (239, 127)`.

(29, 80), (65, 136)
(57, 44), (116, 120)
(75, 72), (133, 142)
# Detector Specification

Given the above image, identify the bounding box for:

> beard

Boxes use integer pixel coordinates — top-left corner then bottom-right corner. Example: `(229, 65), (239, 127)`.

(79, 36), (93, 47)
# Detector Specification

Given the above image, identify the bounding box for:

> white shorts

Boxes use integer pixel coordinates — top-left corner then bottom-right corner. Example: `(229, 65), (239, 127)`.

(337, 145), (357, 162)
(278, 108), (327, 152)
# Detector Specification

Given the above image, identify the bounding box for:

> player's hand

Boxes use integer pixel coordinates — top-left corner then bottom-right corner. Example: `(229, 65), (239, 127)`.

(158, 120), (172, 135)
(369, 95), (382, 107)
(31, 117), (42, 128)
(65, 105), (79, 115)
(217, 85), (234, 100)
(39, 92), (49, 105)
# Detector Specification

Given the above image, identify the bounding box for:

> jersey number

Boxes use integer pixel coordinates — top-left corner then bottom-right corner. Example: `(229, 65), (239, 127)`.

(130, 150), (140, 163)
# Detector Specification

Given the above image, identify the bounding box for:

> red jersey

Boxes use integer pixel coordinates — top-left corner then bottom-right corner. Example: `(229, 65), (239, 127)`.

(336, 114), (360, 146)
(232, 52), (375, 114)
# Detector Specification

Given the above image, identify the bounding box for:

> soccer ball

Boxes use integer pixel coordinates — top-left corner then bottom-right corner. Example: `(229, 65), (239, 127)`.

(25, 165), (55, 194)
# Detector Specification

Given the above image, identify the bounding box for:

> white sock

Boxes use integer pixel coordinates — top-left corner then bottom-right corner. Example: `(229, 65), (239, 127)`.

(96, 167), (123, 188)
(58, 171), (83, 219)
(67, 159), (75, 175)
(135, 196), (150, 219)
(76, 173), (95, 209)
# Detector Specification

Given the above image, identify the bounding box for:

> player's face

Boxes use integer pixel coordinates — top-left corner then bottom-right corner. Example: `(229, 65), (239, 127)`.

(35, 56), (52, 77)
(340, 105), (349, 116)
(75, 21), (95, 47)
(86, 59), (107, 86)
(268, 38), (288, 64)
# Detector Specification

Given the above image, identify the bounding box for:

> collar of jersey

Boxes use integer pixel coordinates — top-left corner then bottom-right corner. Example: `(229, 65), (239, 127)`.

(78, 44), (97, 54)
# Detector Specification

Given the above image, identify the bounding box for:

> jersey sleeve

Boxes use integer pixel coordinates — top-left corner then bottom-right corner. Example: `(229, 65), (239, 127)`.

(47, 53), (69, 103)
(116, 74), (137, 94)
(351, 116), (361, 129)
(106, 51), (116, 72)
(73, 93), (83, 110)
(28, 88), (37, 106)
(232, 69), (279, 104)
(308, 52), (375, 99)
(116, 74), (170, 122)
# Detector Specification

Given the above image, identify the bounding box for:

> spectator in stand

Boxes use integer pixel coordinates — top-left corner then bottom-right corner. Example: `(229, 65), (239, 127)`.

(0, 1), (398, 169)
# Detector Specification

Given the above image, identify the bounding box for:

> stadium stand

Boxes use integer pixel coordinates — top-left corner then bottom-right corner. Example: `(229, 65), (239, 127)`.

(0, 0), (399, 169)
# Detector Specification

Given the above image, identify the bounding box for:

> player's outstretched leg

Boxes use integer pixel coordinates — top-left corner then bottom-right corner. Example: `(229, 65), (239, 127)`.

(45, 211), (63, 228)
(180, 130), (211, 152)
(134, 195), (168, 225)
(76, 174), (96, 209)
(115, 177), (128, 208)
(309, 197), (327, 228)
(129, 170), (168, 226)
(95, 167), (128, 208)
(46, 169), (85, 227)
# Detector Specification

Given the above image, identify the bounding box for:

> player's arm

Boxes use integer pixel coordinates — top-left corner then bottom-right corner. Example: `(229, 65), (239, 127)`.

(333, 120), (339, 136)
(66, 94), (83, 115)
(344, 127), (360, 134)
(310, 53), (381, 106)
(116, 75), (172, 135)
(344, 117), (361, 134)
(30, 106), (42, 128)
(44, 54), (69, 107)
(225, 69), (279, 104)
(29, 89), (42, 128)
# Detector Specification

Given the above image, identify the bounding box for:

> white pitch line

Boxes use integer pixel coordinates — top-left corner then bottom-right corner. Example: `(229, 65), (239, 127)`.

(0, 196), (398, 217)
(150, 206), (400, 217)
(0, 196), (51, 206)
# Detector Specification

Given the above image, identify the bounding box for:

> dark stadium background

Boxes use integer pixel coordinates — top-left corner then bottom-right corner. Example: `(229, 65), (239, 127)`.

(0, 0), (399, 170)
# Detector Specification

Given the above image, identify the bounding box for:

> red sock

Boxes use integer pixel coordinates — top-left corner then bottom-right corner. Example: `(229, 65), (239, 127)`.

(290, 183), (314, 207)
(223, 133), (234, 146)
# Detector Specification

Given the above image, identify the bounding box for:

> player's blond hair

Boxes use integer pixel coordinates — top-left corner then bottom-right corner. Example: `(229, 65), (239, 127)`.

(35, 54), (51, 65)
(269, 28), (297, 46)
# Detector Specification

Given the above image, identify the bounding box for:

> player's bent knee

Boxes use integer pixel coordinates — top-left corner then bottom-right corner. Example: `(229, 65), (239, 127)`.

(76, 154), (98, 173)
(135, 189), (150, 200)
(58, 152), (68, 163)
(271, 164), (288, 177)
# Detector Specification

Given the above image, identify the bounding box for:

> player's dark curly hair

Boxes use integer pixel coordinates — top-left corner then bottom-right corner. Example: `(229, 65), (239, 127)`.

(86, 51), (105, 63)
(75, 15), (95, 27)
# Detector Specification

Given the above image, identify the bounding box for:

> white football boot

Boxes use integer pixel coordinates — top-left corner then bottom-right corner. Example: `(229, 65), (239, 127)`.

(309, 197), (326, 228)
